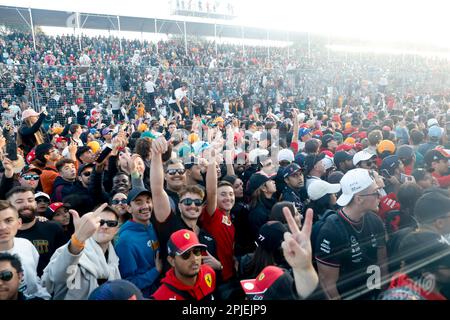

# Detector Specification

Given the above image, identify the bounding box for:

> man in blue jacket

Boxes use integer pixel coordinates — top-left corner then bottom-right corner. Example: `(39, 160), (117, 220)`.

(114, 187), (162, 298)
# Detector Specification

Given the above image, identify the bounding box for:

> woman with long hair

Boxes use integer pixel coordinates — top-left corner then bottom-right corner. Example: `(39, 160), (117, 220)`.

(306, 179), (341, 222)
(17, 108), (49, 155)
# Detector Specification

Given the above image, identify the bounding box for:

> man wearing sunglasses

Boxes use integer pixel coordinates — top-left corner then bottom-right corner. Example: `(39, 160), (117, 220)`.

(315, 169), (388, 300)
(42, 203), (121, 300)
(0, 253), (28, 300)
(152, 229), (216, 300)
(163, 159), (187, 214)
(353, 150), (378, 171)
(151, 137), (221, 275)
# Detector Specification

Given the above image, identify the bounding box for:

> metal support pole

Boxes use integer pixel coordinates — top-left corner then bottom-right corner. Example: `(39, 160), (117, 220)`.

(28, 7), (37, 52)
(267, 30), (270, 60)
(184, 20), (188, 55)
(214, 23), (218, 56)
(307, 32), (311, 60)
(241, 26), (245, 57)
(287, 31), (290, 60)
(117, 16), (122, 52)
(155, 19), (158, 55)
(76, 13), (82, 52)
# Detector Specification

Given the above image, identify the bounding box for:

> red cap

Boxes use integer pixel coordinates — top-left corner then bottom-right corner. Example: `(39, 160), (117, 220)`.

(335, 143), (353, 152)
(240, 266), (284, 295)
(48, 202), (65, 213)
(26, 149), (36, 164)
(167, 229), (207, 257)
(56, 137), (68, 143)
(312, 130), (323, 137)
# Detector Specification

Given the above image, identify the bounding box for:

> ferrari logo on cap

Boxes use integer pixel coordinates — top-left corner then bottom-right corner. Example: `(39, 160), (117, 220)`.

(258, 273), (265, 281)
(184, 233), (190, 240)
(205, 273), (212, 288)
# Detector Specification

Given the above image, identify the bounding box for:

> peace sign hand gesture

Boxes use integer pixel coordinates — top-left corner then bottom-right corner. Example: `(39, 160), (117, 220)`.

(281, 207), (319, 299)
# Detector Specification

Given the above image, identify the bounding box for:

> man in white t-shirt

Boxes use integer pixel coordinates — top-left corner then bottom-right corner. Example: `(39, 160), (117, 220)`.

(144, 76), (156, 110)
(0, 201), (50, 300)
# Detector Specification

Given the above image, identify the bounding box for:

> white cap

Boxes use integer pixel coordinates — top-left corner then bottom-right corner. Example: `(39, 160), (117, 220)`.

(427, 118), (439, 128)
(34, 192), (50, 200)
(353, 150), (375, 166)
(307, 180), (341, 201)
(277, 149), (295, 163)
(322, 155), (335, 170)
(337, 169), (375, 207)
(249, 148), (269, 164)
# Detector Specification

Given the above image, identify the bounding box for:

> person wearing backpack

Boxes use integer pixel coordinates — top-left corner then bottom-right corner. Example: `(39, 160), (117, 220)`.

(314, 169), (388, 300)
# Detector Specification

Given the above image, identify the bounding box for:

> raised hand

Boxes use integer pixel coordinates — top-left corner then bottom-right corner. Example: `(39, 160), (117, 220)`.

(70, 203), (108, 243)
(281, 207), (314, 270)
(151, 136), (168, 155)
(202, 251), (222, 271)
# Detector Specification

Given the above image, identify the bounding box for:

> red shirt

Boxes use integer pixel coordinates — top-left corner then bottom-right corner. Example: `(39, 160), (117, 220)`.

(389, 273), (446, 300)
(152, 265), (215, 300)
(200, 207), (235, 281)
(432, 172), (450, 188)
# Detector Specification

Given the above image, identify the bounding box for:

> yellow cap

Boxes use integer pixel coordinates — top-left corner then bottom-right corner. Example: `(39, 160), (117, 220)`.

(377, 140), (395, 154)
(138, 123), (148, 132)
(87, 141), (101, 154)
(188, 133), (199, 144)
(344, 137), (356, 145)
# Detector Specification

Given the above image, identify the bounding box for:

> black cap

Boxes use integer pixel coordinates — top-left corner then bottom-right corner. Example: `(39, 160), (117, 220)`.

(246, 173), (272, 195)
(127, 187), (152, 205)
(414, 191), (450, 224)
(321, 134), (335, 147)
(396, 145), (414, 160)
(424, 148), (450, 167)
(333, 151), (353, 167)
(380, 155), (401, 176)
(77, 163), (95, 176)
(256, 221), (288, 252)
(282, 163), (303, 179)
(304, 153), (325, 175)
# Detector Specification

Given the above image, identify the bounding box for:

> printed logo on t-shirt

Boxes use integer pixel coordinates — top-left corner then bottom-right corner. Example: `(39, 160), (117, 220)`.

(204, 273), (212, 288)
(350, 236), (362, 263)
(32, 239), (49, 254)
(221, 215), (232, 226)
(147, 240), (160, 251)
(320, 239), (331, 254)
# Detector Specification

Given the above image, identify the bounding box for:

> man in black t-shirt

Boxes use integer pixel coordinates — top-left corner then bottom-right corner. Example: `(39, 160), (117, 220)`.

(150, 137), (221, 276)
(6, 186), (66, 276)
(315, 169), (388, 300)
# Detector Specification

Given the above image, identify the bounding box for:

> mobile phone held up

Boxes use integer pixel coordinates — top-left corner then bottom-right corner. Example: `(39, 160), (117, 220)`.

(6, 137), (18, 161)
(95, 146), (112, 164)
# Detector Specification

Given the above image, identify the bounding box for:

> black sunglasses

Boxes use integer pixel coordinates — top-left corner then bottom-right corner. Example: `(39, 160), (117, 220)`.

(36, 198), (50, 203)
(21, 174), (40, 181)
(166, 169), (186, 175)
(99, 219), (119, 228)
(0, 270), (13, 282)
(180, 247), (203, 260)
(112, 199), (127, 205)
(180, 198), (203, 207)
(82, 171), (91, 177)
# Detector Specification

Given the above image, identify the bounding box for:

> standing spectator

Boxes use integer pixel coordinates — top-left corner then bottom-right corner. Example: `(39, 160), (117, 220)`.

(315, 169), (388, 300)
(6, 186), (66, 276)
(151, 229), (216, 300)
(114, 187), (162, 298)
(17, 109), (49, 155)
(42, 203), (121, 300)
(0, 200), (50, 299)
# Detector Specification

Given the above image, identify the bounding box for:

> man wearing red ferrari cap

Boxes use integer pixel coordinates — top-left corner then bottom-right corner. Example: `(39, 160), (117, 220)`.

(151, 229), (216, 300)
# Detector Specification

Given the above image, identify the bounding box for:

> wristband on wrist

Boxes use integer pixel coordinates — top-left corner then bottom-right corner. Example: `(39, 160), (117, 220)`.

(131, 171), (140, 179)
(71, 234), (85, 250)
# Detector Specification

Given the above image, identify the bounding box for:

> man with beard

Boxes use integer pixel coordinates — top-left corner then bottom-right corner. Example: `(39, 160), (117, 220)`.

(185, 157), (206, 188)
(114, 187), (162, 298)
(6, 186), (65, 276)
(164, 159), (187, 213)
(152, 229), (216, 300)
(150, 137), (221, 275)
(51, 159), (77, 202)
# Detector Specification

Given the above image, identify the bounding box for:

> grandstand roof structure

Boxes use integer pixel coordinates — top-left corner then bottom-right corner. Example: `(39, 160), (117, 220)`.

(0, 5), (306, 42)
